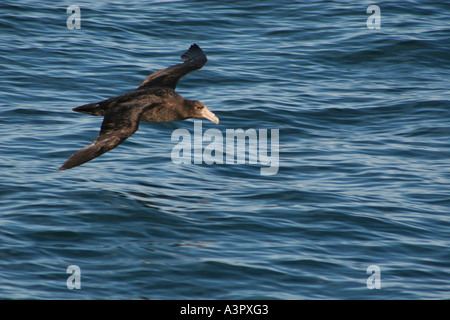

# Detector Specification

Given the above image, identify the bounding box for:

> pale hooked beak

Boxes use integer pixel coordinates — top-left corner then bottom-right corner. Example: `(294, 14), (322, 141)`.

(200, 107), (219, 124)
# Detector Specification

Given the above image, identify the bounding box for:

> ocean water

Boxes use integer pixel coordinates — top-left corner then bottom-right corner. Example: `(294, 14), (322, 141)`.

(1, 0), (449, 300)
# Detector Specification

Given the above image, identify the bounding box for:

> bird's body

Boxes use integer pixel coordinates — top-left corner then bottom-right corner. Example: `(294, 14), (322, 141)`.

(58, 44), (218, 171)
(74, 88), (185, 121)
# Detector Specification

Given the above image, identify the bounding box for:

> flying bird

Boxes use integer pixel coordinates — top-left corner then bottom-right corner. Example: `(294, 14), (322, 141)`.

(58, 44), (218, 171)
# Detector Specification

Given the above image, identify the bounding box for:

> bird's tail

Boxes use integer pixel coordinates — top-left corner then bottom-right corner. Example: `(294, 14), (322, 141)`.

(72, 100), (113, 116)
(73, 102), (107, 116)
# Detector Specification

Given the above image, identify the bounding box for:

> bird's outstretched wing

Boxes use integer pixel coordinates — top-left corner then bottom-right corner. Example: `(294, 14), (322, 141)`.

(137, 43), (207, 90)
(58, 103), (158, 171)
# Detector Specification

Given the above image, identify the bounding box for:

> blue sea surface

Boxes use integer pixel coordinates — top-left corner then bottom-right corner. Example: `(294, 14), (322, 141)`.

(1, 0), (449, 299)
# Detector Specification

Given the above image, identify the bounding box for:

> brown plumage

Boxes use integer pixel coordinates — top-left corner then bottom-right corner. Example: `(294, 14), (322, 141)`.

(58, 44), (218, 171)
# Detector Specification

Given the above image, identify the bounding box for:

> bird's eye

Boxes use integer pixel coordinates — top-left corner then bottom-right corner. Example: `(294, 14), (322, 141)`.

(196, 105), (204, 110)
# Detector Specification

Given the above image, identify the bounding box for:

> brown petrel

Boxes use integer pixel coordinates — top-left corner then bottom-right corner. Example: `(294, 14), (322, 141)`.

(58, 44), (218, 171)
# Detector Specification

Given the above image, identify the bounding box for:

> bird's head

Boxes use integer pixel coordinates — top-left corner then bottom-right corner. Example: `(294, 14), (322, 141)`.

(184, 100), (219, 124)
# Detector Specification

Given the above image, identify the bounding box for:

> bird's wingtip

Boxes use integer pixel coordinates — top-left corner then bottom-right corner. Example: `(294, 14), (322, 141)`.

(181, 43), (206, 62)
